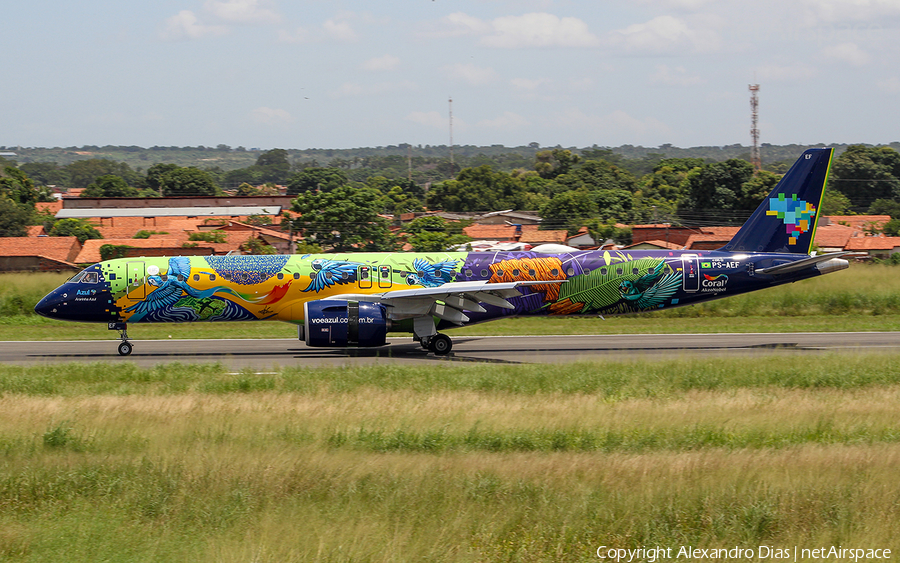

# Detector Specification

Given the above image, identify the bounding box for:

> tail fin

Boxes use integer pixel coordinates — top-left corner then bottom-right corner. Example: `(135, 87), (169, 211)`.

(722, 147), (833, 254)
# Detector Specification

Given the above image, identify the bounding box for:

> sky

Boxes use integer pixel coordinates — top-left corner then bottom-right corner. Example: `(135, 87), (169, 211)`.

(2, 0), (900, 150)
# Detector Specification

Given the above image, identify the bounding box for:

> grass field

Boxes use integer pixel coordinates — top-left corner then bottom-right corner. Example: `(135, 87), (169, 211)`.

(1, 356), (900, 561)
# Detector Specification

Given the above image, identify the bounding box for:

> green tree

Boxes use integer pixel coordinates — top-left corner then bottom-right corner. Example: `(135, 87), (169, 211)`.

(254, 148), (291, 183)
(240, 237), (276, 255)
(405, 216), (471, 252)
(821, 190), (853, 216)
(145, 163), (179, 194)
(535, 149), (580, 179)
(48, 218), (102, 243)
(65, 159), (140, 190)
(539, 190), (598, 234)
(20, 162), (70, 187)
(882, 218), (900, 237)
(868, 198), (900, 218)
(0, 166), (38, 205)
(426, 166), (526, 212)
(0, 197), (32, 237)
(831, 145), (900, 207)
(158, 167), (220, 196)
(678, 159), (755, 211)
(291, 185), (397, 252)
(286, 167), (348, 195)
(738, 170), (780, 210)
(82, 174), (139, 197)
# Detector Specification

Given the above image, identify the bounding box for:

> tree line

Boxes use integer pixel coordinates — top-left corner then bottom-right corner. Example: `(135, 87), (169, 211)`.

(3, 144), (900, 251)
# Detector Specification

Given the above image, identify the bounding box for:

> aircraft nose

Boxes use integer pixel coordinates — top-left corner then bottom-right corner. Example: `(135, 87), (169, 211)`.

(34, 289), (66, 319)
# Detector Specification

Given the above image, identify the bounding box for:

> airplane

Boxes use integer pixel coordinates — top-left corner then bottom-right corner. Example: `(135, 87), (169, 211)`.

(35, 148), (849, 357)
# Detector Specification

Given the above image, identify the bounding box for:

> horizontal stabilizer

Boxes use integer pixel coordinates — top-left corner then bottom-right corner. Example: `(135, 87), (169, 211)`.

(756, 252), (850, 275)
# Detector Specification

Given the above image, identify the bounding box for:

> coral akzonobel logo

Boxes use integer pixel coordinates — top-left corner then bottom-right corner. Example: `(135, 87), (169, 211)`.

(701, 274), (728, 292)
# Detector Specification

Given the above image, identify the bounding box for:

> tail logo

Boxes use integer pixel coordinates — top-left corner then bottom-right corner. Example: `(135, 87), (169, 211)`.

(766, 193), (817, 245)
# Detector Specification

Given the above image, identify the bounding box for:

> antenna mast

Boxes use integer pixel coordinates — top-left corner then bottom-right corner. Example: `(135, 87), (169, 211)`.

(749, 84), (761, 172)
(448, 96), (454, 178)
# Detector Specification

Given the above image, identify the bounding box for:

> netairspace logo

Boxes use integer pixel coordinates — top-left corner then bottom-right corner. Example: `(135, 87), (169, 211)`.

(596, 545), (892, 562)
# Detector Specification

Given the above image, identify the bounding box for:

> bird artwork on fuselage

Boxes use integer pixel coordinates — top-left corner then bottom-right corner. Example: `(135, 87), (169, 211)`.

(35, 148), (851, 357)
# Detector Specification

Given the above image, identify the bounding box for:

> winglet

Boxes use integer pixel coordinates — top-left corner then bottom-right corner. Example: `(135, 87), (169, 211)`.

(721, 148), (833, 254)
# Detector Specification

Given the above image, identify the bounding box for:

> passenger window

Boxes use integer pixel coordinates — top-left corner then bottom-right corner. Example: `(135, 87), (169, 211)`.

(496, 269), (504, 276)
(550, 268), (559, 276)
(566, 267), (575, 276)
(293, 273), (299, 280)
(177, 275), (184, 282)
(648, 267), (655, 275)
(210, 274), (216, 281)
(616, 268), (623, 275)
(632, 268), (639, 275)
(193, 274), (200, 281)
(277, 273), (284, 280)
(512, 269), (520, 277)
(480, 269), (489, 277)
(528, 269), (536, 277)
(600, 268), (607, 275)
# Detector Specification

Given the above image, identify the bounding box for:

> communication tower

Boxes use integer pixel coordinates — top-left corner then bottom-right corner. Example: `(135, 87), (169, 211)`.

(449, 96), (455, 177)
(749, 84), (761, 172)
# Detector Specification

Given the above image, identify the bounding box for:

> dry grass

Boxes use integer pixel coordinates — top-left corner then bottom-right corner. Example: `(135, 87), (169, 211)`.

(2, 357), (900, 560)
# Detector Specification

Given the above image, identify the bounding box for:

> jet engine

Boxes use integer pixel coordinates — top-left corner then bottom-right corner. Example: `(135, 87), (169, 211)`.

(303, 300), (389, 348)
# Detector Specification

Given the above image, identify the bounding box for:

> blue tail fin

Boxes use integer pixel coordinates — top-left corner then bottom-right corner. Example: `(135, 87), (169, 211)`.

(722, 147), (833, 254)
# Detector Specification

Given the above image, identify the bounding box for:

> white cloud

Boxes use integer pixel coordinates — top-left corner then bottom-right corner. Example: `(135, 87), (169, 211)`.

(251, 107), (293, 126)
(276, 26), (311, 44)
(421, 12), (491, 38)
(754, 63), (818, 83)
(404, 111), (446, 129)
(607, 15), (720, 54)
(323, 18), (358, 42)
(362, 55), (400, 72)
(444, 63), (498, 85)
(420, 12), (598, 48)
(511, 77), (551, 91)
(482, 13), (600, 48)
(330, 80), (417, 98)
(477, 111), (529, 130)
(650, 65), (705, 86)
(203, 0), (281, 25)
(160, 10), (228, 41)
(801, 0), (900, 23)
(878, 76), (900, 93)
(822, 42), (870, 66)
(547, 108), (671, 141)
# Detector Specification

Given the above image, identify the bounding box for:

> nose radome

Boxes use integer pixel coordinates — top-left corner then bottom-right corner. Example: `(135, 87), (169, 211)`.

(34, 292), (59, 318)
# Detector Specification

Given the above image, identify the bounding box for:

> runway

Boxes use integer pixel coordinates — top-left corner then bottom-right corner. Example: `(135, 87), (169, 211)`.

(2, 332), (898, 369)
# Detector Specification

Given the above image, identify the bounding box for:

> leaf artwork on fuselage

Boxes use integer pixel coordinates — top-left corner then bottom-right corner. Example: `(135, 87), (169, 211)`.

(36, 148), (851, 357)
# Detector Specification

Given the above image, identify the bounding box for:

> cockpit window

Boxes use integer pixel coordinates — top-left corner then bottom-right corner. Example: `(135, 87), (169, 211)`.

(83, 272), (99, 284)
(69, 271), (86, 283)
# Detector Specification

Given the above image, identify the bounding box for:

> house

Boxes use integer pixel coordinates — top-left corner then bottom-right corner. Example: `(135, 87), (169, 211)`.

(623, 240), (684, 251)
(844, 236), (900, 258)
(0, 236), (81, 272)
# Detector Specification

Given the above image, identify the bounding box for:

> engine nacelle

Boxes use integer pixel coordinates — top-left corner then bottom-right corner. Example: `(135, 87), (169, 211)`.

(303, 300), (389, 348)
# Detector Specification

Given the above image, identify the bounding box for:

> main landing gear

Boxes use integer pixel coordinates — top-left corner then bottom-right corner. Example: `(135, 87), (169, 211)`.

(420, 333), (452, 356)
(109, 322), (132, 356)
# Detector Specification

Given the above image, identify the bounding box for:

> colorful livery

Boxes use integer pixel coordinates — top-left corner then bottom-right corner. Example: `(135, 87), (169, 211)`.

(36, 148), (849, 356)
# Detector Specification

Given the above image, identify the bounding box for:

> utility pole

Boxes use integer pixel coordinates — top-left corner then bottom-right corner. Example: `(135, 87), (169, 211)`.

(749, 84), (761, 172)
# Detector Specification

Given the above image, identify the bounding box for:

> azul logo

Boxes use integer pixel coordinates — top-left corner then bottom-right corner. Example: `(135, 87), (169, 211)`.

(76, 290), (96, 296)
(766, 193), (816, 245)
(701, 274), (728, 292)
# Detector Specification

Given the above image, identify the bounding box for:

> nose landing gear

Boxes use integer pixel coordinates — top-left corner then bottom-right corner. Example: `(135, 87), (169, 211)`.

(109, 322), (133, 356)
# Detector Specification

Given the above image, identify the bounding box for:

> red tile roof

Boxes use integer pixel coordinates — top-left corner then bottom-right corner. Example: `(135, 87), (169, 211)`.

(824, 215), (891, 231)
(814, 224), (854, 249)
(0, 236), (81, 262)
(463, 224), (517, 240)
(844, 237), (900, 251)
(35, 200), (63, 215)
(623, 240), (683, 250)
(518, 229), (568, 244)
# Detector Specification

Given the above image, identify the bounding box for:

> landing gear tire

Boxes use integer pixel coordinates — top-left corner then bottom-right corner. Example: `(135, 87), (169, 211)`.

(429, 334), (452, 356)
(117, 341), (133, 356)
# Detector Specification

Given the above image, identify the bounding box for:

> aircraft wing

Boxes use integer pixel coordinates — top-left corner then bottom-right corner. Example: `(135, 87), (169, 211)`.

(328, 280), (565, 324)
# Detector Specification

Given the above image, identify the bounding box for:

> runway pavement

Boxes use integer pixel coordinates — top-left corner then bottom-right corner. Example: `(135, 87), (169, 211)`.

(2, 332), (898, 369)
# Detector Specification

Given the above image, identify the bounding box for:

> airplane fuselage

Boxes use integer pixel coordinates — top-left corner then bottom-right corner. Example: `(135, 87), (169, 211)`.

(35, 248), (847, 330)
